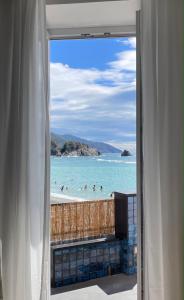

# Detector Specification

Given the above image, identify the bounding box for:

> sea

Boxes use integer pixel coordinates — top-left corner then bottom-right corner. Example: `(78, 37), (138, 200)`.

(51, 153), (136, 200)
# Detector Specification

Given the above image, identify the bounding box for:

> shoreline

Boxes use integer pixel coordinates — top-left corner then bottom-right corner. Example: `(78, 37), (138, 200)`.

(50, 193), (112, 204)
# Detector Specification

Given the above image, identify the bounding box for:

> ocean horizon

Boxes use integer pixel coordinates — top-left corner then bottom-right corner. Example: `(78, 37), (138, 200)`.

(51, 153), (136, 200)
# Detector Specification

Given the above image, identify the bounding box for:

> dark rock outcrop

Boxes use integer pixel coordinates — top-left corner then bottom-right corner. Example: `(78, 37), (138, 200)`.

(61, 141), (101, 156)
(121, 150), (131, 157)
(51, 140), (62, 156)
(51, 140), (101, 157)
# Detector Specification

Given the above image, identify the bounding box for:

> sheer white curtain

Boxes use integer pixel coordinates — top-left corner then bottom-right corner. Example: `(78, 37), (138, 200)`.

(0, 1), (50, 300)
(141, 0), (183, 299)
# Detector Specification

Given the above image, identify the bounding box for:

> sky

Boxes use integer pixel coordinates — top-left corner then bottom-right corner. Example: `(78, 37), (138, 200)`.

(50, 37), (136, 151)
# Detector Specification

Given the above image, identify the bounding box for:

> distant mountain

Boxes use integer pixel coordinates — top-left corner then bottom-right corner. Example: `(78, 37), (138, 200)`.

(51, 132), (121, 153)
(51, 132), (66, 148)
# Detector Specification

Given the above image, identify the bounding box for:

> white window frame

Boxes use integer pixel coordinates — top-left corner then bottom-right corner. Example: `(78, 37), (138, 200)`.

(47, 12), (143, 299)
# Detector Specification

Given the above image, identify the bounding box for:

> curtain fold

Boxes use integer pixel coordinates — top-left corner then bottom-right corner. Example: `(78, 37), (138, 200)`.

(141, 0), (183, 299)
(0, 1), (50, 300)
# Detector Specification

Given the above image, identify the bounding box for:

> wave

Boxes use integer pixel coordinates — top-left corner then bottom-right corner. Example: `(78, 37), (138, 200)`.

(96, 158), (136, 164)
(51, 193), (86, 203)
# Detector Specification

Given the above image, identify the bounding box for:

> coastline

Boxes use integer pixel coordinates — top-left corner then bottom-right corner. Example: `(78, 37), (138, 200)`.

(51, 193), (86, 204)
(51, 193), (112, 204)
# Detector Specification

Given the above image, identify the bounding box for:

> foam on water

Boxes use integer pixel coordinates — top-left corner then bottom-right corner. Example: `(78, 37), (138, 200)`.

(96, 158), (132, 164)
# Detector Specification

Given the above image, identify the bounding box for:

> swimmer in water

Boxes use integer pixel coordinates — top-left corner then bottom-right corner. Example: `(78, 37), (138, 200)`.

(60, 185), (64, 192)
(100, 186), (103, 191)
(93, 185), (96, 192)
(84, 185), (87, 190)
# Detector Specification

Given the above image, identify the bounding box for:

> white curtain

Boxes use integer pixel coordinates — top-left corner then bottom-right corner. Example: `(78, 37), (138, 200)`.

(0, 1), (50, 300)
(141, 0), (183, 299)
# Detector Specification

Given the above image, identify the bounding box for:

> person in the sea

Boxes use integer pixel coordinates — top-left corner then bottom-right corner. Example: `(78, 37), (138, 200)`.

(93, 185), (96, 191)
(100, 186), (103, 191)
(84, 184), (87, 190)
(60, 185), (64, 192)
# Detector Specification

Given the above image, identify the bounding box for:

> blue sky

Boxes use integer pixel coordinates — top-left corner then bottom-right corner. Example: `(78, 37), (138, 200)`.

(50, 37), (136, 151)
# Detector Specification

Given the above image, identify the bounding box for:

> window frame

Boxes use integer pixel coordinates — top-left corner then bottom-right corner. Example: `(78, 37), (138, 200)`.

(48, 20), (143, 299)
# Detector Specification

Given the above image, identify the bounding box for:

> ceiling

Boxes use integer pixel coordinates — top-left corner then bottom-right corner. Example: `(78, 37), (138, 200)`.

(46, 0), (140, 38)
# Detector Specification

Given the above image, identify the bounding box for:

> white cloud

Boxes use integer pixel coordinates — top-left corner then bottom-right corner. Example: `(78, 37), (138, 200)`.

(108, 50), (136, 71)
(118, 37), (136, 49)
(50, 47), (136, 116)
(128, 38), (136, 49)
(50, 44), (136, 142)
(50, 61), (135, 100)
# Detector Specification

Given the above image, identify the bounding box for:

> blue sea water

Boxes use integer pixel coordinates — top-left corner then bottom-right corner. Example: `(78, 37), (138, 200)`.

(51, 153), (136, 200)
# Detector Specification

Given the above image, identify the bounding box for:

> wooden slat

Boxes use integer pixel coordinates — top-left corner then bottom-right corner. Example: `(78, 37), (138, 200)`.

(51, 199), (115, 242)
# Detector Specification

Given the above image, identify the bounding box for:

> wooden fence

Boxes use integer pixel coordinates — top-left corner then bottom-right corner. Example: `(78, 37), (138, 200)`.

(51, 199), (115, 242)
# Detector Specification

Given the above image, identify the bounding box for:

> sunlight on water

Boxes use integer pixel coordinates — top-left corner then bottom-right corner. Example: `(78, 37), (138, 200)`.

(51, 153), (136, 200)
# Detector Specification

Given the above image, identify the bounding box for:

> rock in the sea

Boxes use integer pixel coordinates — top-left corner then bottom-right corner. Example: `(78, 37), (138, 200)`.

(60, 141), (101, 157)
(51, 140), (62, 156)
(121, 150), (131, 157)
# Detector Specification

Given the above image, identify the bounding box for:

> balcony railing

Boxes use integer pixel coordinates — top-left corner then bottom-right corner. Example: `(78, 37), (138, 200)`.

(50, 193), (137, 288)
(51, 199), (115, 243)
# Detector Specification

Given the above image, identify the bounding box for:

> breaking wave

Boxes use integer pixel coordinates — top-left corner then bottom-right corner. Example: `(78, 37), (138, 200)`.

(96, 158), (136, 164)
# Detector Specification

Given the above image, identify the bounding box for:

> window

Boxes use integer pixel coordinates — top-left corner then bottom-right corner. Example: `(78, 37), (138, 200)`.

(49, 36), (138, 300)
